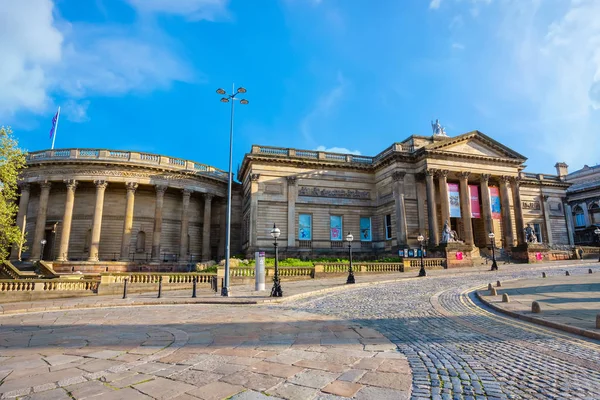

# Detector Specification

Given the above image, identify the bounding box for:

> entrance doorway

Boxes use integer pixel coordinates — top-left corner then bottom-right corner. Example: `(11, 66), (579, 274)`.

(42, 229), (56, 261)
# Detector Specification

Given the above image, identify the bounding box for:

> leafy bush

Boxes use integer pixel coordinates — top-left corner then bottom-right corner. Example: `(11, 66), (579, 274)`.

(198, 265), (218, 273)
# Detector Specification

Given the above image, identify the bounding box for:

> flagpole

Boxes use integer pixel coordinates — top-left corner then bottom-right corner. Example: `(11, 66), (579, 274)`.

(51, 106), (61, 150)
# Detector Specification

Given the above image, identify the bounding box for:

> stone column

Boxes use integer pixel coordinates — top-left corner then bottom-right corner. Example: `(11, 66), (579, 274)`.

(202, 193), (213, 261)
(88, 180), (108, 262)
(31, 181), (52, 261)
(287, 176), (297, 247)
(425, 169), (439, 246)
(151, 185), (167, 261)
(499, 176), (514, 248)
(564, 202), (575, 246)
(179, 189), (192, 259)
(392, 171), (408, 245)
(437, 170), (450, 227)
(582, 202), (591, 227)
(479, 174), (493, 238)
(511, 177), (525, 245)
(10, 183), (31, 260)
(458, 172), (474, 246)
(218, 199), (226, 260)
(249, 174), (260, 248)
(56, 180), (78, 261)
(541, 194), (553, 245)
(120, 182), (138, 260)
(416, 179), (426, 236)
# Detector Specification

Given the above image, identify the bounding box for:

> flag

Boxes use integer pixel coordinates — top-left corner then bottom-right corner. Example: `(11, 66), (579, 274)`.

(49, 110), (59, 139)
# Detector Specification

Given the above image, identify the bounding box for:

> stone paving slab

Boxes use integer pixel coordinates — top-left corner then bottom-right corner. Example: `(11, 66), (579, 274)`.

(477, 272), (600, 340)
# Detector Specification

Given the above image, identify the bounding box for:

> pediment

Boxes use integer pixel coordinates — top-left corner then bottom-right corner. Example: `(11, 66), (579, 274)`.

(425, 131), (526, 161)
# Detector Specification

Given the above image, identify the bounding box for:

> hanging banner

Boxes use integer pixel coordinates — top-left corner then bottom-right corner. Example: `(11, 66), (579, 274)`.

(469, 185), (480, 218)
(448, 183), (461, 217)
(489, 186), (501, 219)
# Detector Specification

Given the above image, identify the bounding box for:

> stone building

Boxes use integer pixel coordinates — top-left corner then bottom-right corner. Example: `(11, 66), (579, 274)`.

(12, 149), (242, 264)
(564, 164), (600, 245)
(239, 130), (573, 262)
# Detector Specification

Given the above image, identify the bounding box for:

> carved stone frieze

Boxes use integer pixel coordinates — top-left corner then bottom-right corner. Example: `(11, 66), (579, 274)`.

(298, 186), (370, 199)
(522, 201), (541, 210)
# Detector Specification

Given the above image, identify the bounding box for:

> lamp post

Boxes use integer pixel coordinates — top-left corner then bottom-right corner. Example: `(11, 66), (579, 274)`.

(270, 223), (282, 297)
(216, 85), (249, 297)
(595, 227), (600, 262)
(489, 232), (498, 271)
(40, 239), (47, 261)
(346, 232), (355, 284)
(417, 234), (426, 277)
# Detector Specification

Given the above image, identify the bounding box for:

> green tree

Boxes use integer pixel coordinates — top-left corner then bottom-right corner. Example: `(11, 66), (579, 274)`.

(0, 127), (27, 261)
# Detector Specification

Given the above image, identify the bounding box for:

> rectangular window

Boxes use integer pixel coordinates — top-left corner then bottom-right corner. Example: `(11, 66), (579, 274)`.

(298, 214), (312, 241)
(575, 213), (586, 227)
(533, 223), (543, 243)
(385, 214), (392, 240)
(360, 217), (372, 241)
(330, 215), (343, 241)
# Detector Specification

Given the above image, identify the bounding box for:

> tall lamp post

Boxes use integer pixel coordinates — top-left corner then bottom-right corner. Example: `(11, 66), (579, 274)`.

(489, 232), (498, 271)
(346, 232), (355, 284)
(595, 227), (600, 262)
(417, 234), (426, 277)
(270, 223), (282, 297)
(40, 239), (47, 261)
(216, 85), (249, 297)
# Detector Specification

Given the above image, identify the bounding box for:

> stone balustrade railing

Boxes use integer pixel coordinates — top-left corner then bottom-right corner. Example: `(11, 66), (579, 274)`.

(100, 272), (216, 284)
(251, 143), (414, 166)
(318, 262), (405, 273)
(0, 261), (24, 279)
(406, 258), (446, 269)
(26, 148), (229, 181)
(0, 279), (99, 292)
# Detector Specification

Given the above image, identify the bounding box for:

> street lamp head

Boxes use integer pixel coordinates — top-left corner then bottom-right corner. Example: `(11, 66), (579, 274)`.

(488, 232), (495, 239)
(41, 239), (47, 245)
(237, 87), (247, 94)
(270, 223), (281, 239)
(595, 227), (600, 235)
(240, 99), (249, 105)
(220, 98), (230, 103)
(417, 234), (424, 243)
(216, 88), (226, 95)
(346, 232), (354, 242)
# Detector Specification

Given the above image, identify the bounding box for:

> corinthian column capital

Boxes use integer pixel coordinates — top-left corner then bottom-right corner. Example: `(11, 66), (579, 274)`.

(126, 182), (139, 193)
(94, 180), (108, 190)
(64, 179), (78, 192)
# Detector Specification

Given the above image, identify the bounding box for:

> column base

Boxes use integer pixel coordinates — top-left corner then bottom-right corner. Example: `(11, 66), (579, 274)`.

(55, 257), (67, 262)
(87, 257), (99, 262)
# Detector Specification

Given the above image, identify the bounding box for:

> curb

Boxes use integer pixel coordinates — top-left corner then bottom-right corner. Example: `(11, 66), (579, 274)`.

(475, 290), (600, 341)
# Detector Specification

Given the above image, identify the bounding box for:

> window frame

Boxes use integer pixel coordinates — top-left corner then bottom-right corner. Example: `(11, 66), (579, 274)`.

(330, 215), (343, 241)
(360, 217), (372, 242)
(298, 213), (313, 241)
(385, 214), (393, 240)
(573, 205), (585, 227)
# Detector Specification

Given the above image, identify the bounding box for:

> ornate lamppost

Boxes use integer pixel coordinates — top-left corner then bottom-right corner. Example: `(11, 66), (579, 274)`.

(489, 232), (498, 271)
(40, 239), (47, 261)
(270, 223), (282, 297)
(346, 232), (355, 284)
(417, 234), (426, 277)
(216, 86), (249, 297)
(595, 227), (600, 262)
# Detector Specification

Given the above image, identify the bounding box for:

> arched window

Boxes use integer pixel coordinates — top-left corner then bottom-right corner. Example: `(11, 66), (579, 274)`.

(590, 203), (600, 225)
(136, 231), (146, 253)
(573, 206), (585, 227)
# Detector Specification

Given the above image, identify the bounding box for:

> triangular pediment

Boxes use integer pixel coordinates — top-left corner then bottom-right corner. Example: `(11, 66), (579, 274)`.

(425, 131), (527, 161)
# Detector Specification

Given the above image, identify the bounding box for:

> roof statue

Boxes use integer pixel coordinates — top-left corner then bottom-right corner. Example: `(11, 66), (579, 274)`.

(431, 119), (448, 137)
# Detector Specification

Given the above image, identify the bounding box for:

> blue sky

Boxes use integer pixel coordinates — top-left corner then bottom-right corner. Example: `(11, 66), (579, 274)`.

(1, 0), (599, 175)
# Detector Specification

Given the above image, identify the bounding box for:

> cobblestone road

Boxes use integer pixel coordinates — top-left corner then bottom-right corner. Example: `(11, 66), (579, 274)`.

(281, 264), (600, 400)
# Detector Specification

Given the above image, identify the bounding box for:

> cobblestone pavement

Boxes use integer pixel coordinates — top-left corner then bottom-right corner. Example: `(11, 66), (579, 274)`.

(281, 264), (600, 400)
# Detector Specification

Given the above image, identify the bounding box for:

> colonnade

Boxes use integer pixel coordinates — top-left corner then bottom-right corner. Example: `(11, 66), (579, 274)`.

(11, 180), (219, 262)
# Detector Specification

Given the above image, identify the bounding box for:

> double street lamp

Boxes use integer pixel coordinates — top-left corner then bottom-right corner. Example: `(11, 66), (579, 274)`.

(417, 234), (426, 277)
(270, 223), (282, 297)
(489, 232), (498, 271)
(595, 227), (600, 262)
(346, 232), (355, 284)
(216, 85), (249, 297)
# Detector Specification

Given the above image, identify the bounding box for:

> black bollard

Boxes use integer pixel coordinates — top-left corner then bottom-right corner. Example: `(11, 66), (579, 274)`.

(122, 278), (128, 299)
(589, 269), (593, 274)
(157, 279), (162, 298)
(192, 277), (197, 298)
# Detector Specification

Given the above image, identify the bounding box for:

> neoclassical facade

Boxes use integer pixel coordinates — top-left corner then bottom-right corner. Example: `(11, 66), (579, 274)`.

(12, 149), (242, 263)
(565, 164), (600, 244)
(239, 131), (572, 259)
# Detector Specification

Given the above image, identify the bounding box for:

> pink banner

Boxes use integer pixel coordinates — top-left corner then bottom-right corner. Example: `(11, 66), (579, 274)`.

(489, 186), (501, 220)
(469, 185), (480, 218)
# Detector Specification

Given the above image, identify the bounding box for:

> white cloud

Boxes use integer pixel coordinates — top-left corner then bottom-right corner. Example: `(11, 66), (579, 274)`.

(429, 0), (442, 10)
(0, 0), (212, 123)
(126, 0), (229, 21)
(300, 72), (347, 144)
(315, 146), (361, 155)
(62, 100), (90, 123)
